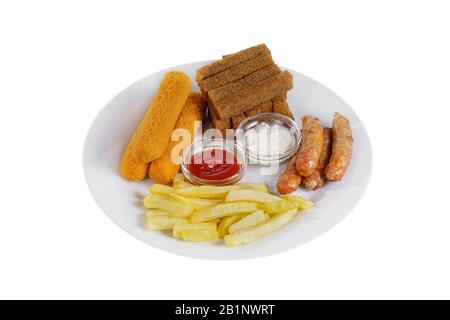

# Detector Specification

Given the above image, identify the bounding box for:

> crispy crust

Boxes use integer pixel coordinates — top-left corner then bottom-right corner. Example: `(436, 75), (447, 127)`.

(277, 154), (302, 194)
(196, 44), (270, 82)
(199, 53), (274, 95)
(208, 64), (281, 102)
(296, 116), (324, 177)
(131, 71), (192, 163)
(324, 113), (353, 181)
(213, 71), (293, 119)
(272, 95), (294, 120)
(120, 133), (150, 181)
(148, 93), (206, 185)
(302, 128), (332, 190)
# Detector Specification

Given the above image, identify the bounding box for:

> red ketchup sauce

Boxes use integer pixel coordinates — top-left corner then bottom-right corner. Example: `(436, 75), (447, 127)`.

(188, 149), (241, 181)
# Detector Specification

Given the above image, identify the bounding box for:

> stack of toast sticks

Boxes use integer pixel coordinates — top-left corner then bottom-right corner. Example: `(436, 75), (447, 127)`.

(196, 44), (295, 133)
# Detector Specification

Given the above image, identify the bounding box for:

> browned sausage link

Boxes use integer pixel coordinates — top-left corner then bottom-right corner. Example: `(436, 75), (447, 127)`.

(296, 116), (324, 177)
(277, 154), (302, 194)
(325, 113), (353, 181)
(302, 128), (332, 190)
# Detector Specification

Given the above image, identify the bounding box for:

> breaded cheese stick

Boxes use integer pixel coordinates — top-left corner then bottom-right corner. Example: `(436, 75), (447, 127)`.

(324, 113), (353, 181)
(208, 64), (281, 102)
(273, 95), (294, 120)
(277, 154), (302, 194)
(199, 54), (274, 95)
(209, 106), (230, 136)
(212, 71), (293, 119)
(148, 93), (207, 185)
(131, 71), (192, 163)
(120, 133), (150, 181)
(296, 116), (324, 177)
(196, 44), (270, 82)
(302, 128), (332, 190)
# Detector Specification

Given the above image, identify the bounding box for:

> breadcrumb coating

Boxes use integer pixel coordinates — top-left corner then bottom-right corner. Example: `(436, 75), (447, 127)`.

(148, 93), (206, 184)
(120, 133), (150, 181)
(131, 71), (192, 163)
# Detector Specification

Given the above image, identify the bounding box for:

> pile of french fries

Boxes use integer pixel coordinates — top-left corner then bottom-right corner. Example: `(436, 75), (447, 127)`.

(144, 174), (314, 246)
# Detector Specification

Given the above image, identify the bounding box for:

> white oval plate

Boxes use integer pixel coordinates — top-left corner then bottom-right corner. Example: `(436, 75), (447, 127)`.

(83, 61), (372, 260)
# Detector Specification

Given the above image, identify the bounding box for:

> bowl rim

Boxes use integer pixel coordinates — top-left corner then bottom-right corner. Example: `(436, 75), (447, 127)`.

(181, 138), (248, 185)
(235, 112), (301, 162)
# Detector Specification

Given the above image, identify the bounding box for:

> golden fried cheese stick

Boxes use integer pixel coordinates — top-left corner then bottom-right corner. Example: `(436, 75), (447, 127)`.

(296, 116), (324, 177)
(213, 71), (293, 119)
(120, 133), (150, 181)
(207, 64), (281, 102)
(131, 71), (192, 163)
(148, 93), (207, 185)
(199, 54), (274, 95)
(277, 154), (302, 194)
(302, 128), (332, 190)
(196, 44), (270, 82)
(324, 113), (353, 181)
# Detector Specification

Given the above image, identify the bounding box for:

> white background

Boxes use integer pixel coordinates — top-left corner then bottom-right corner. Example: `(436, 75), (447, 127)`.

(1, 0), (449, 299)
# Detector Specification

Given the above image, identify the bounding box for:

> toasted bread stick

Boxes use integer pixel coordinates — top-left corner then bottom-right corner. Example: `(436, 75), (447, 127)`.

(296, 116), (324, 177)
(231, 113), (246, 129)
(277, 154), (302, 194)
(212, 71), (293, 119)
(196, 44), (270, 82)
(302, 128), (332, 190)
(324, 113), (353, 181)
(148, 93), (206, 185)
(199, 54), (274, 95)
(273, 95), (294, 120)
(245, 100), (273, 117)
(131, 71), (192, 163)
(209, 106), (230, 136)
(208, 64), (281, 102)
(120, 134), (150, 181)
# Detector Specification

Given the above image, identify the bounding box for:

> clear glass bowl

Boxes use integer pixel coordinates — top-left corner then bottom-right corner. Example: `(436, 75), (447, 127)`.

(235, 112), (301, 165)
(181, 139), (247, 186)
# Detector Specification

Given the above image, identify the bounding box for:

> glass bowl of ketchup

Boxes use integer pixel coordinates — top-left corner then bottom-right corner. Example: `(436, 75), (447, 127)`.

(181, 139), (247, 186)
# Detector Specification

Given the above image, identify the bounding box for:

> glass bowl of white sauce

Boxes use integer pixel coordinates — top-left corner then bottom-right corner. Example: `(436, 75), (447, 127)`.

(235, 113), (301, 165)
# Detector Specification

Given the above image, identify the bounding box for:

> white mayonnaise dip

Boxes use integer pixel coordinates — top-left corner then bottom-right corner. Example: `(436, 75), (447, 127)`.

(244, 122), (295, 158)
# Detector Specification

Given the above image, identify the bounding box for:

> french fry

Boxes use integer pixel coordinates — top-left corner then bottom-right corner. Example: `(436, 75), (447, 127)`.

(174, 185), (239, 199)
(282, 195), (314, 211)
(150, 184), (174, 195)
(143, 195), (193, 217)
(181, 229), (220, 242)
(218, 215), (240, 237)
(225, 189), (282, 204)
(259, 200), (297, 214)
(228, 210), (267, 234)
(173, 173), (186, 181)
(236, 183), (270, 193)
(191, 202), (258, 223)
(173, 223), (217, 238)
(224, 209), (297, 246)
(209, 218), (222, 224)
(168, 193), (221, 210)
(146, 210), (171, 217)
(173, 180), (194, 189)
(146, 216), (188, 231)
